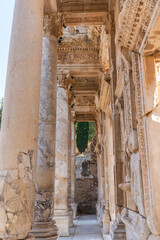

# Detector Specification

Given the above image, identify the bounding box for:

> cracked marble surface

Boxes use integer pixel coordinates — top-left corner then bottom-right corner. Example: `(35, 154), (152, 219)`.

(0, 151), (36, 239)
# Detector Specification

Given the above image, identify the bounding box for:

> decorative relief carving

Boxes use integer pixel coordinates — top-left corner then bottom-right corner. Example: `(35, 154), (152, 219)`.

(132, 52), (156, 234)
(64, 15), (107, 26)
(116, 0), (146, 49)
(75, 96), (95, 106)
(116, 0), (158, 52)
(135, 0), (158, 52)
(58, 26), (101, 64)
(58, 45), (99, 64)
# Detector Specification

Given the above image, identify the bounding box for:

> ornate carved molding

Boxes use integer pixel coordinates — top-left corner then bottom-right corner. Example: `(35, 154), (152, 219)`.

(63, 12), (107, 26)
(57, 0), (108, 13)
(58, 45), (99, 64)
(132, 52), (157, 235)
(75, 96), (95, 106)
(116, 0), (158, 52)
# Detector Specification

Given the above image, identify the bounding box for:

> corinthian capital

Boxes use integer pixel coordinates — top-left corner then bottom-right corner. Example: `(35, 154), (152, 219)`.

(43, 13), (63, 38)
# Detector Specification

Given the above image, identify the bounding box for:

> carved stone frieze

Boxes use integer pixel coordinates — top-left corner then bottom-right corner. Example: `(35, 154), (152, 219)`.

(75, 96), (95, 106)
(58, 46), (99, 64)
(57, 0), (108, 13)
(57, 26), (102, 64)
(131, 52), (160, 235)
(116, 0), (158, 52)
(63, 12), (107, 26)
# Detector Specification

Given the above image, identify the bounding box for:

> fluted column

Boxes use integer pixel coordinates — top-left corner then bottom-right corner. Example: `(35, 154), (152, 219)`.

(54, 81), (70, 237)
(30, 13), (62, 240)
(71, 119), (77, 219)
(0, 0), (43, 239)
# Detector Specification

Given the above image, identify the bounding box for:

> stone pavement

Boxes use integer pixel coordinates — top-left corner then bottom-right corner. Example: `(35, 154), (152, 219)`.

(58, 215), (104, 240)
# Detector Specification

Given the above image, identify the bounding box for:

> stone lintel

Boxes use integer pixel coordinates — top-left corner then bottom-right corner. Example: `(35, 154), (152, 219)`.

(58, 0), (108, 13)
(63, 12), (108, 26)
(75, 113), (96, 122)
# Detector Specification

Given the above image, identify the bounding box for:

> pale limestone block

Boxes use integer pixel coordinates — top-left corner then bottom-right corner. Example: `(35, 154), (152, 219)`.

(131, 152), (145, 216)
(121, 209), (150, 240)
(144, 104), (160, 234)
(142, 56), (157, 114)
(128, 130), (139, 153)
(148, 236), (160, 240)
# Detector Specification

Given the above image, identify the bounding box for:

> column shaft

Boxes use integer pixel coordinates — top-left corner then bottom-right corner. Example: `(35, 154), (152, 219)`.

(68, 109), (74, 227)
(31, 36), (58, 239)
(0, 0), (43, 239)
(54, 87), (70, 237)
(71, 120), (77, 219)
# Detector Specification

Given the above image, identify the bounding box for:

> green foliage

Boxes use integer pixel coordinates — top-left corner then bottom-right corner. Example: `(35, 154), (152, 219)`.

(75, 121), (96, 153)
(76, 122), (89, 153)
(0, 98), (4, 128)
(88, 122), (96, 141)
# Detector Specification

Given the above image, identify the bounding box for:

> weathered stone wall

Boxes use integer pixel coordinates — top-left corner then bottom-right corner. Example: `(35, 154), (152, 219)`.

(75, 137), (98, 215)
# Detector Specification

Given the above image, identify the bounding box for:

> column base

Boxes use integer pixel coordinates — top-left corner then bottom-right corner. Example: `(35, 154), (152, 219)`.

(30, 221), (58, 240)
(71, 203), (77, 219)
(105, 215), (126, 240)
(54, 214), (70, 237)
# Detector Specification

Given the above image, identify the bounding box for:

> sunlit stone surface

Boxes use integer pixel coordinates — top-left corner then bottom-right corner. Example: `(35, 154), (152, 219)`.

(1, 0), (160, 239)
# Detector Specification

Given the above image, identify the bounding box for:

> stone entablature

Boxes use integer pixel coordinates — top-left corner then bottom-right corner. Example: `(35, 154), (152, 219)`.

(57, 0), (108, 13)
(116, 0), (159, 53)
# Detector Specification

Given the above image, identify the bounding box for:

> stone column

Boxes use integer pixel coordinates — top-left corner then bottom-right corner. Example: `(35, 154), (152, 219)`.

(30, 14), (61, 240)
(70, 119), (77, 219)
(103, 114), (110, 235)
(54, 83), (70, 237)
(0, 0), (43, 239)
(67, 107), (74, 227)
(96, 112), (105, 225)
(108, 15), (124, 211)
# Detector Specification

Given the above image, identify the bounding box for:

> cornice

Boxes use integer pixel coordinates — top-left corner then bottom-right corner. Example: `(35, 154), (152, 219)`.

(116, 0), (158, 53)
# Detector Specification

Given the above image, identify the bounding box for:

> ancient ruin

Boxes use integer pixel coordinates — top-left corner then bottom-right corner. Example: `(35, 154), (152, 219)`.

(0, 0), (160, 239)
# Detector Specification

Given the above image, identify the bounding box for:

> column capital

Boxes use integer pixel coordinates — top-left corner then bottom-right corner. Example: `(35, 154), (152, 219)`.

(57, 72), (72, 89)
(43, 13), (63, 38)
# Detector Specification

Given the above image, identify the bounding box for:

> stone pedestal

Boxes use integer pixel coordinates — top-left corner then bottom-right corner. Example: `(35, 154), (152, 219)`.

(0, 0), (43, 239)
(106, 215), (126, 240)
(54, 87), (70, 237)
(30, 35), (58, 239)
